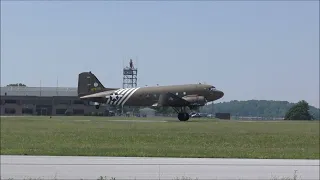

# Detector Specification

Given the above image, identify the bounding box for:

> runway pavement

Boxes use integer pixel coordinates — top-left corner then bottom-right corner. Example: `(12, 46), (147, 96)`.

(1, 155), (319, 180)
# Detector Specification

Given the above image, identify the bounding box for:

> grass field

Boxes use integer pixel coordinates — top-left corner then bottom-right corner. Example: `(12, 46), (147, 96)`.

(1, 116), (319, 159)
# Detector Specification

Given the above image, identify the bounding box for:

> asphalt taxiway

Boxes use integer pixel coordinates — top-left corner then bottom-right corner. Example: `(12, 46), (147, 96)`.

(1, 155), (319, 180)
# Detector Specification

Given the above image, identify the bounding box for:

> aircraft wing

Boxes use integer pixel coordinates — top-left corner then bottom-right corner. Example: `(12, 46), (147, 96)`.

(157, 92), (190, 107)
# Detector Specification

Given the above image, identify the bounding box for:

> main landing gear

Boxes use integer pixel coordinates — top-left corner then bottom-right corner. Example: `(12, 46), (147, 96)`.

(172, 107), (190, 121)
(177, 112), (190, 121)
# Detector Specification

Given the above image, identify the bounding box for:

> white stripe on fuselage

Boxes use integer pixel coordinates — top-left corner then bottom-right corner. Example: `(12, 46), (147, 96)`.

(116, 88), (138, 106)
(106, 88), (122, 104)
(114, 88), (134, 105)
(105, 87), (140, 106)
(119, 87), (140, 106)
(110, 88), (126, 105)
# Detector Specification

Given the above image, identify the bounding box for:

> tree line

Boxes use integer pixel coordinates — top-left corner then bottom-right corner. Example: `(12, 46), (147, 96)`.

(200, 100), (319, 120)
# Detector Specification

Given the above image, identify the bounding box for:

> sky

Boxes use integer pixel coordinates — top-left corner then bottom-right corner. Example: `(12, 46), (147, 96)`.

(1, 1), (319, 108)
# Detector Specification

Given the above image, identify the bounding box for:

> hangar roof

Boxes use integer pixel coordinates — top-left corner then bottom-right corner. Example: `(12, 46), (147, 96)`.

(0, 86), (78, 97)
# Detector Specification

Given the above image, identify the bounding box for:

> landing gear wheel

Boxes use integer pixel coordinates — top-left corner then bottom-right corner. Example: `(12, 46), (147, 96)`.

(178, 113), (189, 121)
(95, 105), (100, 109)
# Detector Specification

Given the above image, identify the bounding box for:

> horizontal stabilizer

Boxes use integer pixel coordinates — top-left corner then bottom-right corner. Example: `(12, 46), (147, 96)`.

(79, 90), (116, 99)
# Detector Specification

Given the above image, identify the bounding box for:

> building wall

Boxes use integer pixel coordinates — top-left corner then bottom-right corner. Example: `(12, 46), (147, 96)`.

(0, 95), (107, 116)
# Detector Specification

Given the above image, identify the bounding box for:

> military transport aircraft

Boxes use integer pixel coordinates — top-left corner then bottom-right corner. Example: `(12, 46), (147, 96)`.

(77, 71), (224, 121)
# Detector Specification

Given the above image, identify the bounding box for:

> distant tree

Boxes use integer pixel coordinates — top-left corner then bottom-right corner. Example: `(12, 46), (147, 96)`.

(6, 83), (26, 87)
(284, 100), (313, 120)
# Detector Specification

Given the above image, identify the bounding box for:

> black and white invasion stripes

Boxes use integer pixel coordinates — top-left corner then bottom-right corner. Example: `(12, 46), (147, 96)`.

(105, 87), (140, 106)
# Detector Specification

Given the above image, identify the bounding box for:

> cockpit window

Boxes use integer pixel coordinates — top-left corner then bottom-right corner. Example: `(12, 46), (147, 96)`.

(208, 86), (216, 91)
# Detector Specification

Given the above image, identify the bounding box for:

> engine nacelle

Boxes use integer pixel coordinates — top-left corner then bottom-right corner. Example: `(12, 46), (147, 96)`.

(182, 96), (207, 106)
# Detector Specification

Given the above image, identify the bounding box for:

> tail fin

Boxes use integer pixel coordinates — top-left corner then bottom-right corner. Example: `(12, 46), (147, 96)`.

(77, 71), (105, 97)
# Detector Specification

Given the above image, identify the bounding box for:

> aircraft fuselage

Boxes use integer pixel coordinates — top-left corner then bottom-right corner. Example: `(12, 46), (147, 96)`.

(77, 71), (224, 121)
(93, 84), (223, 107)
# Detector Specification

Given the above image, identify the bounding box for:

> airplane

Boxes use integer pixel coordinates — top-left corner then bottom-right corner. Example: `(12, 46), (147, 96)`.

(77, 71), (224, 121)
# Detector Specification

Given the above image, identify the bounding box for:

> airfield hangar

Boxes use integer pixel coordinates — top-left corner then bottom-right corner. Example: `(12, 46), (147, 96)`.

(0, 86), (109, 116)
(0, 60), (143, 116)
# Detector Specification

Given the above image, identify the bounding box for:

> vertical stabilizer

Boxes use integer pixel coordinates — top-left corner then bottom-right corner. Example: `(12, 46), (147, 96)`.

(77, 71), (105, 97)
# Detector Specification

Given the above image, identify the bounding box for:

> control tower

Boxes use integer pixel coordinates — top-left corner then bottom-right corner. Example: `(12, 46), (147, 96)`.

(123, 59), (138, 88)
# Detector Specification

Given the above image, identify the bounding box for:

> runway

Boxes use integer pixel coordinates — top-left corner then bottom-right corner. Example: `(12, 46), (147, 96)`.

(1, 155), (319, 180)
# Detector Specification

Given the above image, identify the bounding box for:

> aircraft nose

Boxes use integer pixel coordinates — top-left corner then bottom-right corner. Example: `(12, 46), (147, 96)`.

(213, 89), (224, 100)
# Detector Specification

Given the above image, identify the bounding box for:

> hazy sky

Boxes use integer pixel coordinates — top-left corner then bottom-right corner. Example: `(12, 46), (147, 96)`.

(1, 1), (319, 107)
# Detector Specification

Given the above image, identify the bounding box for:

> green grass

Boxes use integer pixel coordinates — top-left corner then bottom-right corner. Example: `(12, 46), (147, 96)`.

(1, 116), (319, 159)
